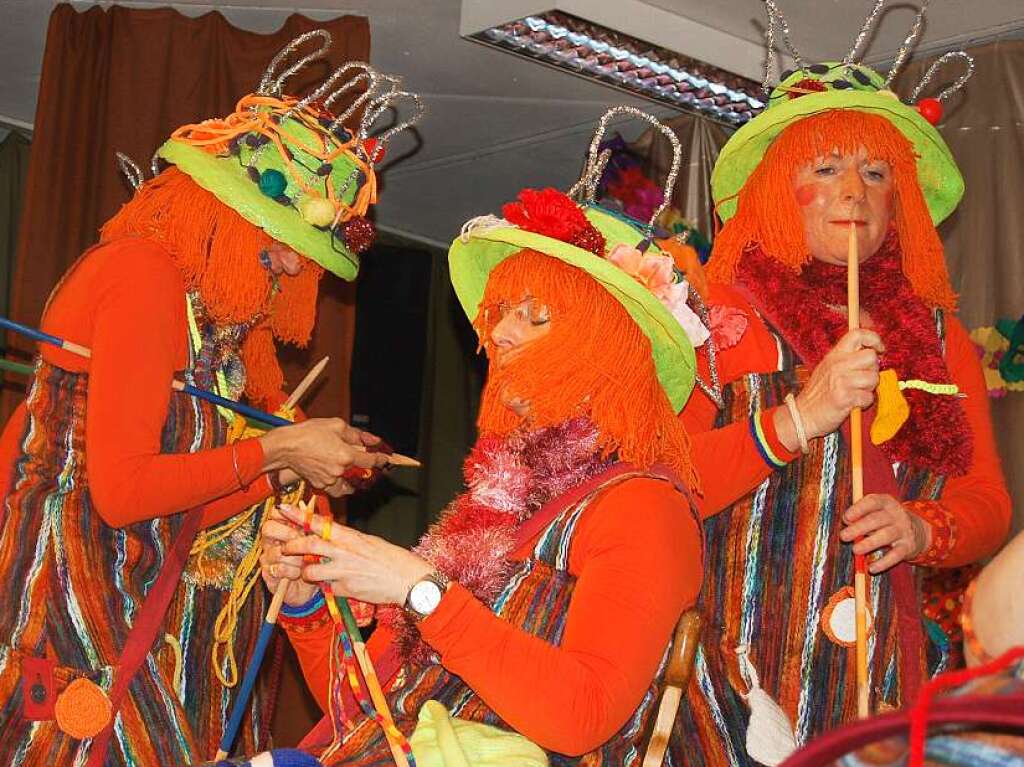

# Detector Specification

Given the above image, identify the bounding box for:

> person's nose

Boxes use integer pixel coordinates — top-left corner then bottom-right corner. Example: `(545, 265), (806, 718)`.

(490, 312), (520, 351)
(838, 166), (866, 207)
(279, 248), (303, 276)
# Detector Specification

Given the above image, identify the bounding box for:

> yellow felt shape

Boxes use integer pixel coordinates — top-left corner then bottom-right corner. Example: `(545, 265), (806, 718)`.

(409, 700), (549, 767)
(872, 368), (910, 445)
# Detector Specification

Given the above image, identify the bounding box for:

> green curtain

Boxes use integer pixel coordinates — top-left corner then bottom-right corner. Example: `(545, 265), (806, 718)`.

(0, 130), (31, 328)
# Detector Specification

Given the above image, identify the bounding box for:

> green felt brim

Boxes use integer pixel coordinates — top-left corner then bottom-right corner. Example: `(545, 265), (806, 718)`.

(711, 90), (964, 224)
(448, 208), (696, 412)
(158, 139), (359, 280)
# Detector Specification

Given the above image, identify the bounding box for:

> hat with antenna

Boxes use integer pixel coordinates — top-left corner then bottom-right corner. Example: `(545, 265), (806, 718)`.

(712, 0), (973, 226)
(155, 30), (423, 280)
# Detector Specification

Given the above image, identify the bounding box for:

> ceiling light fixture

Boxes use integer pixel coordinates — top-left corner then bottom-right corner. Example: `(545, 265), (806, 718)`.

(465, 10), (765, 126)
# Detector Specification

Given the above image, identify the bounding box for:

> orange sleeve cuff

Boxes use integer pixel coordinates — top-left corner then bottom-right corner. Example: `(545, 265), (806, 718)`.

(751, 406), (800, 468)
(231, 437), (266, 490)
(416, 582), (479, 654)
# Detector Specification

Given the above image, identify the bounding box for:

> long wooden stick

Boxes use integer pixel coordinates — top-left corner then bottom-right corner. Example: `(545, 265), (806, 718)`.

(848, 223), (870, 718)
(216, 357), (331, 760)
(283, 356), (329, 410)
(0, 316), (420, 467)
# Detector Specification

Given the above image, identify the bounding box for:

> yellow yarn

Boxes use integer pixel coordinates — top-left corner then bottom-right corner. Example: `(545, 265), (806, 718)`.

(205, 402), (304, 688)
(163, 633), (184, 696)
(872, 370), (961, 445)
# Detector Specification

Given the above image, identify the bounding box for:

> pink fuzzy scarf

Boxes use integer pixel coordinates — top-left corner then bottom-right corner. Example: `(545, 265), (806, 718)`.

(380, 417), (611, 665)
(736, 234), (971, 476)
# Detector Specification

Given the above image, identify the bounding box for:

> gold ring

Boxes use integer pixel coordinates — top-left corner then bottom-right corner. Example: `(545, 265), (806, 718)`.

(270, 563), (279, 578)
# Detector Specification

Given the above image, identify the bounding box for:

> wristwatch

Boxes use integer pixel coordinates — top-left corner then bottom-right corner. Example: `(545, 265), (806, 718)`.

(404, 571), (451, 619)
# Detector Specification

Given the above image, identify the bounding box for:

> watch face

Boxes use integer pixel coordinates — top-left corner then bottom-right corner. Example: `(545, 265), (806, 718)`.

(409, 580), (443, 615)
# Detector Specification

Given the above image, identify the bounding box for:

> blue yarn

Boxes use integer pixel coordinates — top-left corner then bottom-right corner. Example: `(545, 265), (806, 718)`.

(242, 749), (323, 766)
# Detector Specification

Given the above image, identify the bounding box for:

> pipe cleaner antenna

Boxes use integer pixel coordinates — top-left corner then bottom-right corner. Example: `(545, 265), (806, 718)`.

(115, 152), (144, 192)
(257, 29), (333, 97)
(883, 0), (931, 87)
(843, 0), (887, 65)
(568, 106), (682, 242)
(907, 50), (975, 103)
(762, 0), (807, 93)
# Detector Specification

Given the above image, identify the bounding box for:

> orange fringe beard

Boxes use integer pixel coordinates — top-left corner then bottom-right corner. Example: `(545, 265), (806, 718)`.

(707, 110), (956, 310)
(474, 250), (699, 492)
(101, 167), (324, 405)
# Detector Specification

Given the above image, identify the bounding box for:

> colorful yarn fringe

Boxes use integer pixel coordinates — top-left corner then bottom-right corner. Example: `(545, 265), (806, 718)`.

(205, 404), (304, 688)
(300, 510), (415, 767)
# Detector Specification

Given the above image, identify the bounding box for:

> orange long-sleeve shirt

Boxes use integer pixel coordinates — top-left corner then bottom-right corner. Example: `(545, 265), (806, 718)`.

(285, 477), (703, 756)
(0, 238), (274, 528)
(683, 283), (1011, 567)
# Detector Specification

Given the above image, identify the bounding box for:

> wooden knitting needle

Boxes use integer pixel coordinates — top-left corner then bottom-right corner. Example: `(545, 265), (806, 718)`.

(0, 316), (421, 467)
(283, 355), (330, 410)
(312, 514), (409, 767)
(216, 358), (332, 760)
(848, 222), (870, 718)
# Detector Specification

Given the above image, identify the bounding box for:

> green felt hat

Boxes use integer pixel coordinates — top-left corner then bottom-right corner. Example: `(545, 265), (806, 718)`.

(157, 32), (421, 281)
(711, 62), (964, 225)
(449, 202), (698, 413)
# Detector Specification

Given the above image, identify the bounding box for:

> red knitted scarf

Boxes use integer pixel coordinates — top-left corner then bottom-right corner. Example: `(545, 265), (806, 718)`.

(737, 234), (971, 476)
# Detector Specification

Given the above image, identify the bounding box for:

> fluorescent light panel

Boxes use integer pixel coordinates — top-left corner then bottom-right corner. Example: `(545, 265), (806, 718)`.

(466, 10), (765, 125)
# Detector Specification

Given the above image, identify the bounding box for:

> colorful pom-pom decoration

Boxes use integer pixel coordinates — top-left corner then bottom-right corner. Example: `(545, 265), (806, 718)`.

(341, 216), (376, 253)
(54, 678), (113, 740)
(299, 197), (336, 227)
(820, 587), (874, 648)
(916, 98), (943, 125)
(258, 169), (288, 198)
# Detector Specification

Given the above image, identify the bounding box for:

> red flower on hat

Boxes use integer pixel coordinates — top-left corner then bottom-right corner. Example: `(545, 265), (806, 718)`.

(502, 188), (606, 255)
(787, 78), (828, 100)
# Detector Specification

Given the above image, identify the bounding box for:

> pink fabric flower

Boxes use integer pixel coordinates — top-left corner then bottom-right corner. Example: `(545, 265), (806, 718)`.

(709, 305), (749, 351)
(607, 243), (709, 346)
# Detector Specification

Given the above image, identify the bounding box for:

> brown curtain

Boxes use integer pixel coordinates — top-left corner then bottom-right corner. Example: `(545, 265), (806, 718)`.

(629, 113), (733, 238)
(0, 130), (31, 337)
(7, 3), (371, 745)
(896, 41), (1024, 531)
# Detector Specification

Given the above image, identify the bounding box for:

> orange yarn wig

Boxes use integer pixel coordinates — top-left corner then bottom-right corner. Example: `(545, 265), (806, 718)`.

(101, 167), (324, 404)
(707, 110), (956, 310)
(475, 249), (698, 491)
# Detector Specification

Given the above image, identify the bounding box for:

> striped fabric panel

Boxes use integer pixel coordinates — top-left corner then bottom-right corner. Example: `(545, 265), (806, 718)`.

(0, 358), (268, 766)
(679, 355), (942, 765)
(325, 472), (689, 766)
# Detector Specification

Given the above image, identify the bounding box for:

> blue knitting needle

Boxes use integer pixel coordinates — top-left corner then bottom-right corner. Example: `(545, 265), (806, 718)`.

(0, 315), (289, 428)
(0, 316), (420, 468)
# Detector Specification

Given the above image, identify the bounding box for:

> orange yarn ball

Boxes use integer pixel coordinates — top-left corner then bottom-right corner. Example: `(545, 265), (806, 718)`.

(55, 678), (112, 740)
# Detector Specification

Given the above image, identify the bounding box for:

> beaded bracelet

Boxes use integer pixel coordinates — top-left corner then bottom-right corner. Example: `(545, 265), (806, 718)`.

(230, 443), (249, 491)
(784, 393), (810, 454)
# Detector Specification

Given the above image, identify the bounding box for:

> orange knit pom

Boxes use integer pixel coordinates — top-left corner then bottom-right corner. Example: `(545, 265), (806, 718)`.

(707, 110), (956, 311)
(54, 678), (112, 740)
(474, 249), (698, 492)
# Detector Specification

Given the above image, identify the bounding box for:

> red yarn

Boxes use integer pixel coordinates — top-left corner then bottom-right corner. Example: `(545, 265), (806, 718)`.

(503, 188), (606, 255)
(908, 646), (1024, 766)
(737, 234), (972, 476)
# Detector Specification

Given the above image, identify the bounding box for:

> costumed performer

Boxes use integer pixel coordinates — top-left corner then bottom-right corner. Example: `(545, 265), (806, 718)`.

(675, 5), (1011, 765)
(256, 109), (711, 765)
(0, 31), (419, 767)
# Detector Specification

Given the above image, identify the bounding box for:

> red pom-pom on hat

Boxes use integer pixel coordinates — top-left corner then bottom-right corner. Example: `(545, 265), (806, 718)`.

(502, 188), (606, 256)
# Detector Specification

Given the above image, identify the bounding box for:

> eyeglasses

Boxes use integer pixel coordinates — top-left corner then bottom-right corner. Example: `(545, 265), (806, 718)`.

(494, 297), (551, 326)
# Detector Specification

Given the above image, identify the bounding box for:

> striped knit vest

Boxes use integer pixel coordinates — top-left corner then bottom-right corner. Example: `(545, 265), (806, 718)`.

(327, 471), (693, 767)
(667, 321), (947, 767)
(0, 347), (268, 765)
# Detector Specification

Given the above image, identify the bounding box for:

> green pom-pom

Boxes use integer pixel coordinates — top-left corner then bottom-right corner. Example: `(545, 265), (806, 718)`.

(258, 169), (287, 198)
